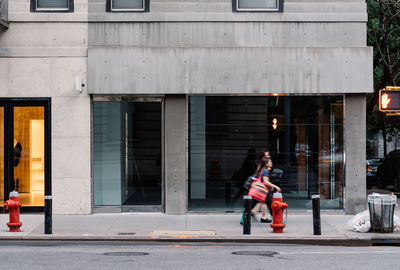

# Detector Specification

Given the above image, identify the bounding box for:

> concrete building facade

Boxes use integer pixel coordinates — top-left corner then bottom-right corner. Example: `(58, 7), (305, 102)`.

(0, 0), (90, 214)
(0, 0), (372, 215)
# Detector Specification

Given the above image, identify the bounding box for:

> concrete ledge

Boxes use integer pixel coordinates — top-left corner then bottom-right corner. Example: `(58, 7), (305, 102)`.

(0, 19), (8, 30)
(88, 12), (367, 22)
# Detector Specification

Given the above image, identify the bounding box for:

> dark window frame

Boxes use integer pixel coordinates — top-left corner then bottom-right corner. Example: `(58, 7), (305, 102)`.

(0, 98), (51, 213)
(232, 0), (284, 12)
(30, 0), (74, 13)
(106, 0), (150, 12)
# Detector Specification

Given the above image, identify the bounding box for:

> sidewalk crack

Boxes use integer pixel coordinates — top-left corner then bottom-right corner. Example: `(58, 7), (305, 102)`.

(108, 215), (119, 235)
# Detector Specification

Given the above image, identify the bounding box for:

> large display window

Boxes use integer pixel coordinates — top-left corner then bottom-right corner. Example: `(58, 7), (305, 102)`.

(93, 98), (163, 211)
(189, 96), (344, 211)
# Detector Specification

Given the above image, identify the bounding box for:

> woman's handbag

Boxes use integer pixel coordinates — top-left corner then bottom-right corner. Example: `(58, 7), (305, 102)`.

(243, 176), (254, 191)
(248, 179), (269, 202)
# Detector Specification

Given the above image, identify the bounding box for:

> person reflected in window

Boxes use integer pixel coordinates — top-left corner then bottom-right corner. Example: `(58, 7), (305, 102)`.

(231, 148), (258, 204)
(13, 138), (22, 167)
(13, 138), (22, 192)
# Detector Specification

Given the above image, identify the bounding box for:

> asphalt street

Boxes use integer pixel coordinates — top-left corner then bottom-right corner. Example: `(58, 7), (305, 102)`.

(1, 241), (400, 270)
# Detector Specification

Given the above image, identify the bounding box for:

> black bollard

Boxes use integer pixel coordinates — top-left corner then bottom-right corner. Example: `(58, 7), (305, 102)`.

(243, 195), (252, 234)
(44, 195), (52, 234)
(312, 194), (321, 235)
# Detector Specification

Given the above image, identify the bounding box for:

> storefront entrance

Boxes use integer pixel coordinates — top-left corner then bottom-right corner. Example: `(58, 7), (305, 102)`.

(93, 97), (163, 212)
(0, 99), (50, 211)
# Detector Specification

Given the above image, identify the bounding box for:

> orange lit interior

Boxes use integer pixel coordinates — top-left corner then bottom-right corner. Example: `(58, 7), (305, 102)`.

(0, 107), (4, 204)
(13, 107), (44, 207)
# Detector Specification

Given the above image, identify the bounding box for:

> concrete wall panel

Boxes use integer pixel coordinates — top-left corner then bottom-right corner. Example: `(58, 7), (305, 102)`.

(344, 94), (367, 214)
(0, 58), (9, 95)
(53, 177), (91, 214)
(165, 95), (187, 214)
(52, 97), (90, 138)
(8, 58), (51, 97)
(52, 137), (91, 179)
(0, 23), (87, 48)
(88, 47), (373, 94)
(51, 58), (87, 97)
(89, 22), (366, 47)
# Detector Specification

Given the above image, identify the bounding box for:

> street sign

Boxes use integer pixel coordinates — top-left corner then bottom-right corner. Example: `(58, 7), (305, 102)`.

(379, 87), (400, 112)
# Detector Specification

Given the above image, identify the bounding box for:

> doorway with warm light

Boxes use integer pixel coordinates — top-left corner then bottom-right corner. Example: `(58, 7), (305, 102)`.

(0, 99), (50, 212)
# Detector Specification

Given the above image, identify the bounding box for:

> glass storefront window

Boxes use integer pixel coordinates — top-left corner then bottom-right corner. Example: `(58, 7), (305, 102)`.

(189, 96), (344, 211)
(93, 101), (162, 207)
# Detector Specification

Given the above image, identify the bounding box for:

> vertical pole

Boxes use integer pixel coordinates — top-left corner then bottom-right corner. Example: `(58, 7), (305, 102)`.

(243, 195), (252, 234)
(44, 196), (52, 234)
(44, 101), (52, 234)
(312, 194), (321, 235)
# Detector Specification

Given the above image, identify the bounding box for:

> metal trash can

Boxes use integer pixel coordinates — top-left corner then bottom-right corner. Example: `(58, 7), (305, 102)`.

(368, 193), (397, 233)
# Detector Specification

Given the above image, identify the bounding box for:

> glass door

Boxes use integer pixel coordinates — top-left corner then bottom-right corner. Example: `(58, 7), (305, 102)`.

(122, 101), (162, 208)
(13, 106), (45, 206)
(93, 97), (163, 212)
(0, 100), (50, 211)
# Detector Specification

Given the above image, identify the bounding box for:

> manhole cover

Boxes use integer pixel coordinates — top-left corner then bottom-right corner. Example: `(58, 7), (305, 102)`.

(103, 252), (149, 256)
(232, 251), (278, 257)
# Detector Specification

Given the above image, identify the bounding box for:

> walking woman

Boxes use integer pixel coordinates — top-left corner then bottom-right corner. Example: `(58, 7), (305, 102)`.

(251, 157), (281, 223)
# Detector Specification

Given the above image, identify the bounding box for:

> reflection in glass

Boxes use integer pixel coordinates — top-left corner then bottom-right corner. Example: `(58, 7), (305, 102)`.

(93, 102), (162, 206)
(238, 0), (278, 9)
(189, 96), (344, 211)
(13, 107), (45, 207)
(37, 0), (69, 9)
(0, 107), (4, 204)
(112, 0), (144, 9)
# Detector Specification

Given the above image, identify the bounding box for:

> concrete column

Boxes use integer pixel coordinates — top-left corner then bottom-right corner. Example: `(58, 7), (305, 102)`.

(344, 94), (367, 214)
(165, 95), (187, 214)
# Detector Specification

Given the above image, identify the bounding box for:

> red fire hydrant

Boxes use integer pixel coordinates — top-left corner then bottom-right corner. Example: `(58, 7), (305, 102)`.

(4, 191), (22, 232)
(270, 192), (288, 233)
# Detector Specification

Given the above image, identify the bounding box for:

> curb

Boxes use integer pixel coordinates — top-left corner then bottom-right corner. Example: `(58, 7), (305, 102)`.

(0, 235), (373, 246)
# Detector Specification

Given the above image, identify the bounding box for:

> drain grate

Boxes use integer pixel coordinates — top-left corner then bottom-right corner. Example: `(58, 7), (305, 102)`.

(232, 251), (278, 257)
(118, 232), (136, 235)
(103, 252), (149, 256)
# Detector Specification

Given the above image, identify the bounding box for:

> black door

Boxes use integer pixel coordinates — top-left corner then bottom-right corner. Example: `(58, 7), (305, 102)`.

(0, 99), (51, 212)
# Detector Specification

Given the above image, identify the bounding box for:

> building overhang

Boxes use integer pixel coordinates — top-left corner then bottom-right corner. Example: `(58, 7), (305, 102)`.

(88, 46), (373, 95)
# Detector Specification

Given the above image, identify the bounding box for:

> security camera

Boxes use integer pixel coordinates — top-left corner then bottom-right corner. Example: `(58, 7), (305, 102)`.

(75, 77), (85, 93)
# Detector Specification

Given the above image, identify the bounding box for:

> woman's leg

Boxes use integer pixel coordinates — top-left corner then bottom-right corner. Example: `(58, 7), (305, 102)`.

(261, 203), (267, 219)
(251, 202), (261, 215)
(266, 194), (273, 217)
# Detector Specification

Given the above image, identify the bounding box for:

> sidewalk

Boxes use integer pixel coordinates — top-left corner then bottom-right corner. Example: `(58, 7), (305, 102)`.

(0, 211), (399, 246)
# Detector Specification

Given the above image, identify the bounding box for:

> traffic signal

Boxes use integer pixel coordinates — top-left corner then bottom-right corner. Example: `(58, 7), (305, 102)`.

(379, 87), (400, 112)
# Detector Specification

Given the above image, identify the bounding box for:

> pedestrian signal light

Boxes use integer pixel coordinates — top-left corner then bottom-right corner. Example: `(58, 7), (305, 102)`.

(379, 87), (400, 112)
(272, 118), (278, 130)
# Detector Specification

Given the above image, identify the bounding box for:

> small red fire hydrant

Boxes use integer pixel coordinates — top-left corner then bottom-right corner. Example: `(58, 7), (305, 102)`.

(270, 192), (288, 233)
(4, 191), (22, 232)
